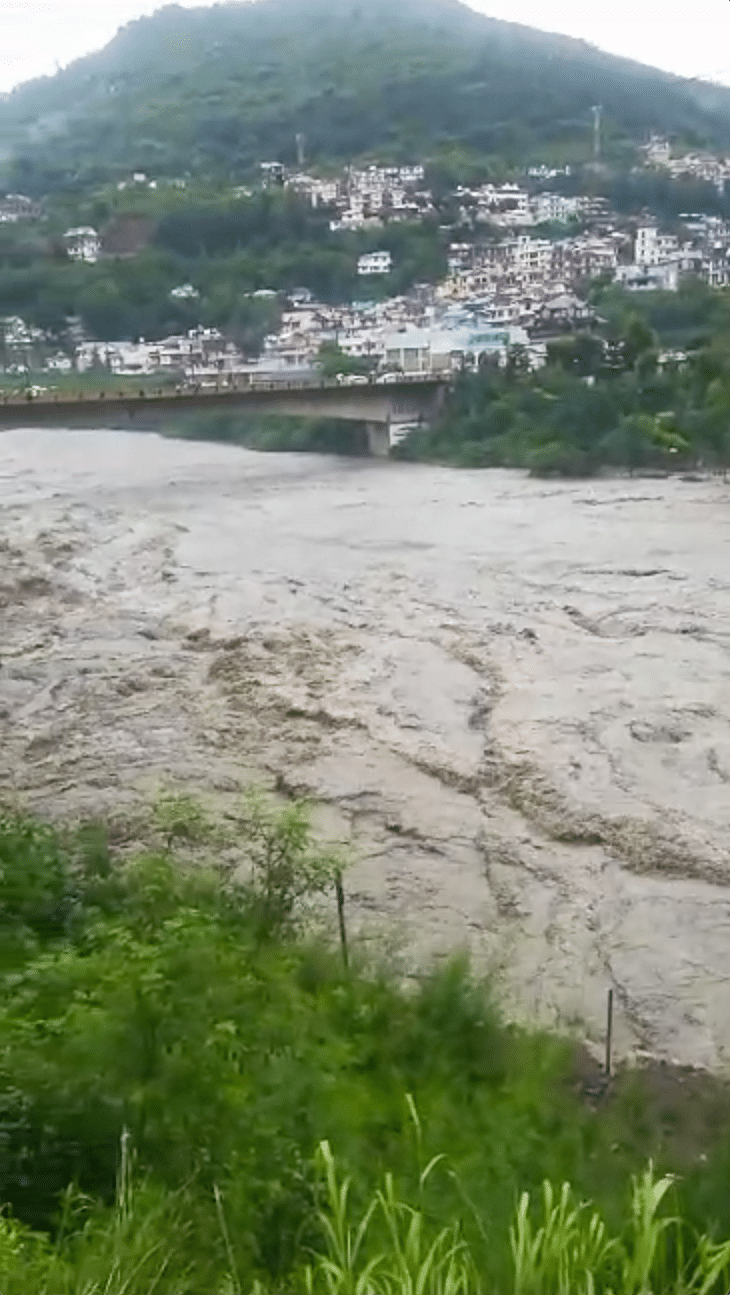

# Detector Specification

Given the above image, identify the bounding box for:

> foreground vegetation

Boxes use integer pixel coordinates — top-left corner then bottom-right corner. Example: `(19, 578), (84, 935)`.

(3, 794), (730, 1292)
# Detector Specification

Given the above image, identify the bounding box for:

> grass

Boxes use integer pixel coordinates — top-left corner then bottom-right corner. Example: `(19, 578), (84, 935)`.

(5, 1133), (730, 1294)
(302, 1142), (730, 1295)
(0, 1134), (192, 1294)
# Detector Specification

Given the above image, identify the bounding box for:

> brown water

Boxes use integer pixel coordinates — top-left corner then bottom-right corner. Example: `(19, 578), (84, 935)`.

(2, 427), (730, 1067)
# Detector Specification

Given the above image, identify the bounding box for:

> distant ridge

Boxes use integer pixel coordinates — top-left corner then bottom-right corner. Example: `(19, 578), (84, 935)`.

(2, 0), (730, 186)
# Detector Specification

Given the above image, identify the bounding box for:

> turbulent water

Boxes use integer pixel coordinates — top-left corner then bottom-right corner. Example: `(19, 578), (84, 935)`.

(2, 427), (730, 1066)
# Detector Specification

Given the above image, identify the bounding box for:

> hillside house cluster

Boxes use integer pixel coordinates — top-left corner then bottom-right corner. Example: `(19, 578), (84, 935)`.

(613, 219), (730, 292)
(76, 327), (244, 380)
(284, 163), (433, 229)
(0, 315), (72, 376)
(641, 136), (730, 191)
(0, 193), (42, 222)
(441, 231), (624, 320)
(11, 147), (730, 389)
(453, 182), (588, 228)
(257, 293), (546, 376)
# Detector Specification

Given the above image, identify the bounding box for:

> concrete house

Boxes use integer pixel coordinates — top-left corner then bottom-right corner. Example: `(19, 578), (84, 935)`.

(357, 251), (393, 276)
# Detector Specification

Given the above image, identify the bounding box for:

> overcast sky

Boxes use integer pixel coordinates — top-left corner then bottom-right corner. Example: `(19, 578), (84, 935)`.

(1, 0), (729, 93)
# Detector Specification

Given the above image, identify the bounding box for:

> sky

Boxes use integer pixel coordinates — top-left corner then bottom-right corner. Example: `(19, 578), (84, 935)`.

(0, 0), (730, 93)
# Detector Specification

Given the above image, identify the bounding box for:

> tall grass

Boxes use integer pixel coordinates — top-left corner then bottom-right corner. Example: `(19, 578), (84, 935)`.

(3, 1129), (730, 1293)
(302, 1141), (730, 1295)
(0, 1134), (192, 1295)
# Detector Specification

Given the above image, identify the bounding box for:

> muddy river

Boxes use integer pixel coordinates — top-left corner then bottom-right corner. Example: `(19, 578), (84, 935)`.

(2, 427), (730, 1067)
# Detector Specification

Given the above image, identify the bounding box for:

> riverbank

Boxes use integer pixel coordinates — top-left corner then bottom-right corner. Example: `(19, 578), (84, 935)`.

(2, 427), (730, 1067)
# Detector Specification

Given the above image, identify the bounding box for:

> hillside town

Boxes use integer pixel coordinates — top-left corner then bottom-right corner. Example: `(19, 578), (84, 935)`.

(3, 137), (730, 386)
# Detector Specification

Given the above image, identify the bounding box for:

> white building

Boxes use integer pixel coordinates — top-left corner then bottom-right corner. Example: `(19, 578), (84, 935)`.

(614, 262), (679, 292)
(380, 322), (534, 374)
(476, 183), (532, 226)
(357, 251), (393, 276)
(531, 193), (580, 225)
(64, 227), (101, 263)
(705, 254), (730, 289)
(512, 235), (553, 278)
(642, 136), (671, 167)
(635, 226), (679, 267)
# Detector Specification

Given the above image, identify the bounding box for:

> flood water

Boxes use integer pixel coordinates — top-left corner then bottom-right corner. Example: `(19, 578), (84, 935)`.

(2, 427), (730, 1066)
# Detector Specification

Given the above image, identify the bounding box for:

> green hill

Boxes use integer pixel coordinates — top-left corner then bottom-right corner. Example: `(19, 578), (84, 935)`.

(2, 0), (730, 187)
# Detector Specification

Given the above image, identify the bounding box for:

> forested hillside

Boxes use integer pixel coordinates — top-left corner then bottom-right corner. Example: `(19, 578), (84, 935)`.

(3, 0), (730, 190)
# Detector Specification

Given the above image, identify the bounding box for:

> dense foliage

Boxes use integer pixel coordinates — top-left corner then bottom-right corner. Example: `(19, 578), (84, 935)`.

(554, 169), (730, 226)
(170, 411), (371, 455)
(0, 191), (446, 343)
(4, 799), (730, 1291)
(3, 0), (730, 188)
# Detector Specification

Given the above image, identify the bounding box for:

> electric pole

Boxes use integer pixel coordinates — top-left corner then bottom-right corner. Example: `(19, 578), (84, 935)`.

(592, 105), (602, 162)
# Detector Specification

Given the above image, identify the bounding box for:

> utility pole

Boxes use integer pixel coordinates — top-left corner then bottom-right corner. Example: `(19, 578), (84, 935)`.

(295, 132), (306, 169)
(592, 105), (602, 162)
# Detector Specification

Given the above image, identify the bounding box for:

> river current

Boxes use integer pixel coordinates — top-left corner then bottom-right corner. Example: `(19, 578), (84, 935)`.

(2, 427), (730, 1066)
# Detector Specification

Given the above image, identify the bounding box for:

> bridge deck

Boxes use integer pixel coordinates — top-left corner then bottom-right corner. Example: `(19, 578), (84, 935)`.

(0, 375), (447, 428)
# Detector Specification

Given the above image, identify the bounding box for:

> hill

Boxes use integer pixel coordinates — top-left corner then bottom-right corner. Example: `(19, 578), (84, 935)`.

(2, 0), (730, 188)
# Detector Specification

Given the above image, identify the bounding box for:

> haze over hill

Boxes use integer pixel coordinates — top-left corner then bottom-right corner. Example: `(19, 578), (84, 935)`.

(2, 0), (730, 189)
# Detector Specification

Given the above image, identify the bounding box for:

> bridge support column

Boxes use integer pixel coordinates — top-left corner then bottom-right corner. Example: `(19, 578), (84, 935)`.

(365, 422), (390, 458)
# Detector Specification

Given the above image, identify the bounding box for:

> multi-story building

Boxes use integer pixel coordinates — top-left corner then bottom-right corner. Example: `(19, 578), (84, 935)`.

(63, 227), (101, 263)
(0, 193), (41, 222)
(642, 135), (672, 167)
(512, 235), (553, 279)
(634, 226), (678, 266)
(531, 193), (580, 224)
(614, 262), (680, 292)
(704, 253), (730, 288)
(357, 251), (393, 276)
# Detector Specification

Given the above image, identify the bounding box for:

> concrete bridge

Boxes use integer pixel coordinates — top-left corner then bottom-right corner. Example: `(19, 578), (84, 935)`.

(0, 375), (448, 456)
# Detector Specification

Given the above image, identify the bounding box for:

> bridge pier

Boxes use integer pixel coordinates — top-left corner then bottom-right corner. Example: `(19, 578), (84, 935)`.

(365, 422), (391, 458)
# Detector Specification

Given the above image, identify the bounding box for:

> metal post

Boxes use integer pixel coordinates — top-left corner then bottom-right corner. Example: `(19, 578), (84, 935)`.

(605, 987), (614, 1077)
(335, 871), (348, 971)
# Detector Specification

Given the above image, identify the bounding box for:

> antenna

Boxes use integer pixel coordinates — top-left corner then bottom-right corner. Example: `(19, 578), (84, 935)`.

(592, 105), (602, 161)
(295, 132), (306, 168)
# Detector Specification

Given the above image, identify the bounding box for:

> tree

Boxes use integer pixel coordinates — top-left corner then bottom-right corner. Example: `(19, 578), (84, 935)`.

(547, 333), (604, 378)
(317, 341), (372, 378)
(622, 315), (657, 370)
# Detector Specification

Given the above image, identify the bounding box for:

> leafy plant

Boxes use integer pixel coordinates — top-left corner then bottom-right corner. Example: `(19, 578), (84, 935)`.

(229, 790), (342, 940)
(304, 1139), (477, 1295)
